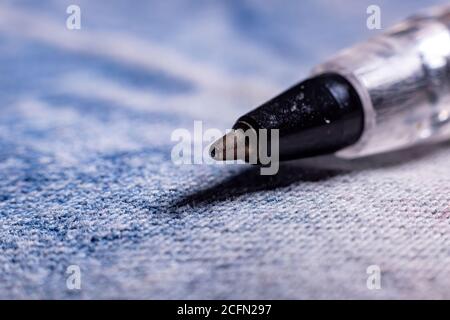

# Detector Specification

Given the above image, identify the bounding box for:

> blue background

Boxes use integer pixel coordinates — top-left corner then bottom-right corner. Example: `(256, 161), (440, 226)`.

(1, 0), (449, 298)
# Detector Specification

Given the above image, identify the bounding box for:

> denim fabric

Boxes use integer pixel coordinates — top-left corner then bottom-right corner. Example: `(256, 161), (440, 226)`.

(1, 0), (450, 299)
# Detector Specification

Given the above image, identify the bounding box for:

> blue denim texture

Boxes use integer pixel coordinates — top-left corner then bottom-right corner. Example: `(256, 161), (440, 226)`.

(1, 0), (450, 299)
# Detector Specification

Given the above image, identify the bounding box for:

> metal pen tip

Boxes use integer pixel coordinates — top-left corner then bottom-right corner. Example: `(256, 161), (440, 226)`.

(209, 130), (250, 161)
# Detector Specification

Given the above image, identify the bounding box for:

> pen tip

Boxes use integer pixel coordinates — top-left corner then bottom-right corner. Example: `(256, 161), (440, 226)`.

(209, 130), (251, 161)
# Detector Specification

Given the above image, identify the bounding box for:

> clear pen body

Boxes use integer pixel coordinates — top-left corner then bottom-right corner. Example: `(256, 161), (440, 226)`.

(313, 5), (450, 158)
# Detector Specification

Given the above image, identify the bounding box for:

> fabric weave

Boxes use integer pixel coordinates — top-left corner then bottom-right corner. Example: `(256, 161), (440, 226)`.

(0, 0), (449, 299)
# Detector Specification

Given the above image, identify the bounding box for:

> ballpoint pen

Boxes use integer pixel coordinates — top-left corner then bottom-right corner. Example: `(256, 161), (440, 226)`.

(210, 5), (450, 162)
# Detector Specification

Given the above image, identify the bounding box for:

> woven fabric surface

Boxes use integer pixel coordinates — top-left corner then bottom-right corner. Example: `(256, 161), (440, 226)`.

(1, 0), (450, 299)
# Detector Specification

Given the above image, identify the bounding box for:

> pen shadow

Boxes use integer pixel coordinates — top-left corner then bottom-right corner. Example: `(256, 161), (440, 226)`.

(170, 163), (340, 209)
(170, 140), (450, 209)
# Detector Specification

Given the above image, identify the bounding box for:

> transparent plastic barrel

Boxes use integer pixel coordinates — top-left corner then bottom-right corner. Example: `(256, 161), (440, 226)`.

(313, 5), (450, 158)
